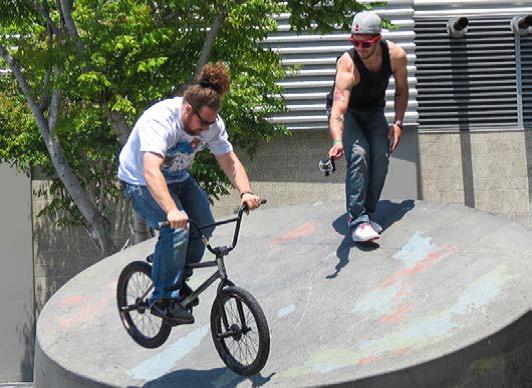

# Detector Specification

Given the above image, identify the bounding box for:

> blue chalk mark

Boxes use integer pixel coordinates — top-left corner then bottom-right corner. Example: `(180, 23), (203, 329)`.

(393, 232), (436, 265)
(450, 265), (506, 316)
(277, 304), (296, 318)
(402, 315), (454, 340)
(352, 282), (401, 315)
(127, 325), (209, 381)
(312, 362), (343, 374)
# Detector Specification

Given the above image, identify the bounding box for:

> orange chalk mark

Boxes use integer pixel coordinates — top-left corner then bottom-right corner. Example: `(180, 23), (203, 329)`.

(378, 304), (413, 324)
(58, 297), (108, 330)
(380, 245), (456, 288)
(357, 355), (380, 365)
(270, 221), (317, 245)
(391, 347), (410, 357)
(59, 295), (88, 308)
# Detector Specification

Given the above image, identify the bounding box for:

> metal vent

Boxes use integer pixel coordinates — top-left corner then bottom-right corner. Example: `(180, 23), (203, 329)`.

(264, 0), (417, 131)
(415, 16), (519, 131)
(520, 33), (532, 129)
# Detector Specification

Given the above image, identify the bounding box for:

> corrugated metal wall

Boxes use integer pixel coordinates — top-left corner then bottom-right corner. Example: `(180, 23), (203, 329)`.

(415, 16), (519, 130)
(265, 0), (418, 131)
(520, 32), (532, 129)
(414, 0), (532, 132)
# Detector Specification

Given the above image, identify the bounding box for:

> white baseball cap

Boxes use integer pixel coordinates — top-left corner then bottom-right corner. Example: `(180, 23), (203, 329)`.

(351, 11), (382, 35)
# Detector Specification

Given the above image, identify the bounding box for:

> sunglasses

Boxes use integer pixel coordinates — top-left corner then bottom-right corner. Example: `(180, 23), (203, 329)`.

(192, 107), (217, 127)
(349, 35), (380, 48)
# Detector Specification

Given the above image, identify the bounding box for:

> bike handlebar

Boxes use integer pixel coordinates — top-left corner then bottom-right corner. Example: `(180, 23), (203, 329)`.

(156, 198), (267, 255)
(157, 199), (267, 230)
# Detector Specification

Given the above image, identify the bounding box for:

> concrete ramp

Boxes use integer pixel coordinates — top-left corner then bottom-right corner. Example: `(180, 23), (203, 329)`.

(34, 200), (532, 387)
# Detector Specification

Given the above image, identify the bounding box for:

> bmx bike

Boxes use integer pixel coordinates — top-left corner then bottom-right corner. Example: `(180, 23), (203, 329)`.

(116, 201), (270, 376)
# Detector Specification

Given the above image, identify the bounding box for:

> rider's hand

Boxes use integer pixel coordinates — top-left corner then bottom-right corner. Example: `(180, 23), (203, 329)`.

(328, 142), (344, 160)
(167, 208), (188, 229)
(241, 192), (261, 212)
(388, 123), (402, 152)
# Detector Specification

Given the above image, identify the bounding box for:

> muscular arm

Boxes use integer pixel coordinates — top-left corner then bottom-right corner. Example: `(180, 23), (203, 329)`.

(328, 53), (356, 159)
(388, 43), (409, 152)
(391, 45), (409, 124)
(143, 151), (188, 227)
(215, 151), (261, 210)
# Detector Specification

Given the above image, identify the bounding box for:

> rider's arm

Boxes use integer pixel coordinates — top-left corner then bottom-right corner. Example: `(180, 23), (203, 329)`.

(328, 54), (355, 159)
(215, 151), (261, 210)
(143, 151), (188, 228)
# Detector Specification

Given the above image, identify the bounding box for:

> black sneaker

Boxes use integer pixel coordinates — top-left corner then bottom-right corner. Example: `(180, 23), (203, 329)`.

(151, 299), (194, 324)
(180, 282), (199, 307)
(168, 300), (194, 324)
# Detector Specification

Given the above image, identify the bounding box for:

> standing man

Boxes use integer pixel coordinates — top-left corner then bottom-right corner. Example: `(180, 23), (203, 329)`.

(118, 62), (262, 323)
(328, 11), (409, 242)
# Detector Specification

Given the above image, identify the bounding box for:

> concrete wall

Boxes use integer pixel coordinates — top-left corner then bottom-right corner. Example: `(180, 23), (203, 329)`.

(32, 181), (131, 312)
(0, 164), (34, 383)
(418, 130), (531, 225)
(211, 128), (419, 218)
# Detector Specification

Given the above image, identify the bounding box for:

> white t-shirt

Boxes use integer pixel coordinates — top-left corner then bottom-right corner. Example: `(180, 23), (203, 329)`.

(118, 97), (233, 185)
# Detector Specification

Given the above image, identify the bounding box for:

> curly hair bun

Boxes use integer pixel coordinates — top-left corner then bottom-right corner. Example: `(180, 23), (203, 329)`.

(198, 62), (230, 96)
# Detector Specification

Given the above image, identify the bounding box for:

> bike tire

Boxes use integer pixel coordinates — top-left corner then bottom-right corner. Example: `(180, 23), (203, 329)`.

(116, 261), (171, 348)
(210, 286), (270, 376)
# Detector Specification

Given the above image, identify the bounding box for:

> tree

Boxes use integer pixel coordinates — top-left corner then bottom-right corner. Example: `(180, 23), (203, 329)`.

(0, 0), (378, 256)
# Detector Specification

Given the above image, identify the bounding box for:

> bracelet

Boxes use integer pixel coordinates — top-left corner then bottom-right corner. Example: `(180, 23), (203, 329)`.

(333, 139), (343, 146)
(240, 191), (254, 198)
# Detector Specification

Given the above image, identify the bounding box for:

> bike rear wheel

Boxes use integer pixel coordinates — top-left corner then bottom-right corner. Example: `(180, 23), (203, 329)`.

(210, 286), (270, 376)
(116, 261), (171, 348)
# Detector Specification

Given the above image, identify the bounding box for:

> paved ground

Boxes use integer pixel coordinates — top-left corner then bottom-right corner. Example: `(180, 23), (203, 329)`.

(33, 200), (532, 387)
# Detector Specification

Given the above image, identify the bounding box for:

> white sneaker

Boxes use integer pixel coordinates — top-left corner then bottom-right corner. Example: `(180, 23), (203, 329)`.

(352, 223), (380, 242)
(369, 220), (383, 234)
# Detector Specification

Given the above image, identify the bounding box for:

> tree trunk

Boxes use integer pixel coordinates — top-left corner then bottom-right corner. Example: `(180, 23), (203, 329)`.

(196, 12), (226, 75)
(0, 45), (118, 257)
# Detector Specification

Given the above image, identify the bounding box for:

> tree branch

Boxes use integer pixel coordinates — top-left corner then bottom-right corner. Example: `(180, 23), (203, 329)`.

(47, 65), (60, 129)
(106, 109), (131, 145)
(195, 11), (227, 75)
(58, 0), (84, 53)
(0, 43), (49, 134)
(31, 1), (60, 36)
(38, 68), (51, 112)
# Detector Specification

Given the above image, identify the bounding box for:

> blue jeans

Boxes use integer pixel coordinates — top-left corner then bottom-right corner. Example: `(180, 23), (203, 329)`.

(124, 177), (214, 303)
(343, 108), (390, 229)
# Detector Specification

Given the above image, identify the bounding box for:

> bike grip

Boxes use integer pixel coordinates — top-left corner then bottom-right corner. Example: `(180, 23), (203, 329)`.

(157, 221), (170, 229)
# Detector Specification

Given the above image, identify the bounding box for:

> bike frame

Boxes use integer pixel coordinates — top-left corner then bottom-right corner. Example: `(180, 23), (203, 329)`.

(157, 203), (254, 308)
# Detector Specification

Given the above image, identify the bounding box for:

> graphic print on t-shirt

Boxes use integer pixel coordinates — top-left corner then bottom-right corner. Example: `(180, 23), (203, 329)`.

(162, 137), (205, 181)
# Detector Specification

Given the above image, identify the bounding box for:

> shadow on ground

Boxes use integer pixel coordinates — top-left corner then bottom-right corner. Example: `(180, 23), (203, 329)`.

(142, 367), (275, 388)
(326, 199), (415, 279)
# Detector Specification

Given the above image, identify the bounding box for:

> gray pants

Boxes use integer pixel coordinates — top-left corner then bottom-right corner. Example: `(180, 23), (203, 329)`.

(343, 108), (390, 229)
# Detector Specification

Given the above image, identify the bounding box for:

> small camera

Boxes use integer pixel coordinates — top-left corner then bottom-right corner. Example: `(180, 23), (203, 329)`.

(319, 157), (336, 176)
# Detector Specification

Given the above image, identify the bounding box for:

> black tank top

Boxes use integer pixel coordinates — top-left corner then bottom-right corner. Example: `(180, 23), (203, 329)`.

(348, 40), (392, 111)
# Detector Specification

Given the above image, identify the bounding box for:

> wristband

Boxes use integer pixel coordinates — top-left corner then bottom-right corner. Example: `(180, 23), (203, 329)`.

(394, 120), (403, 129)
(240, 191), (254, 198)
(333, 139), (343, 146)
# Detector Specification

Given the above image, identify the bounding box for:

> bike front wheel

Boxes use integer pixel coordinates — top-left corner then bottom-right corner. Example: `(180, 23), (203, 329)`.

(210, 286), (270, 376)
(116, 261), (171, 348)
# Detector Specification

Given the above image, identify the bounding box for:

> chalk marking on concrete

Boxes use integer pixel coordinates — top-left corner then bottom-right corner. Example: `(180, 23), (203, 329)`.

(283, 265), (509, 377)
(277, 304), (296, 318)
(270, 221), (318, 245)
(127, 325), (209, 381)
